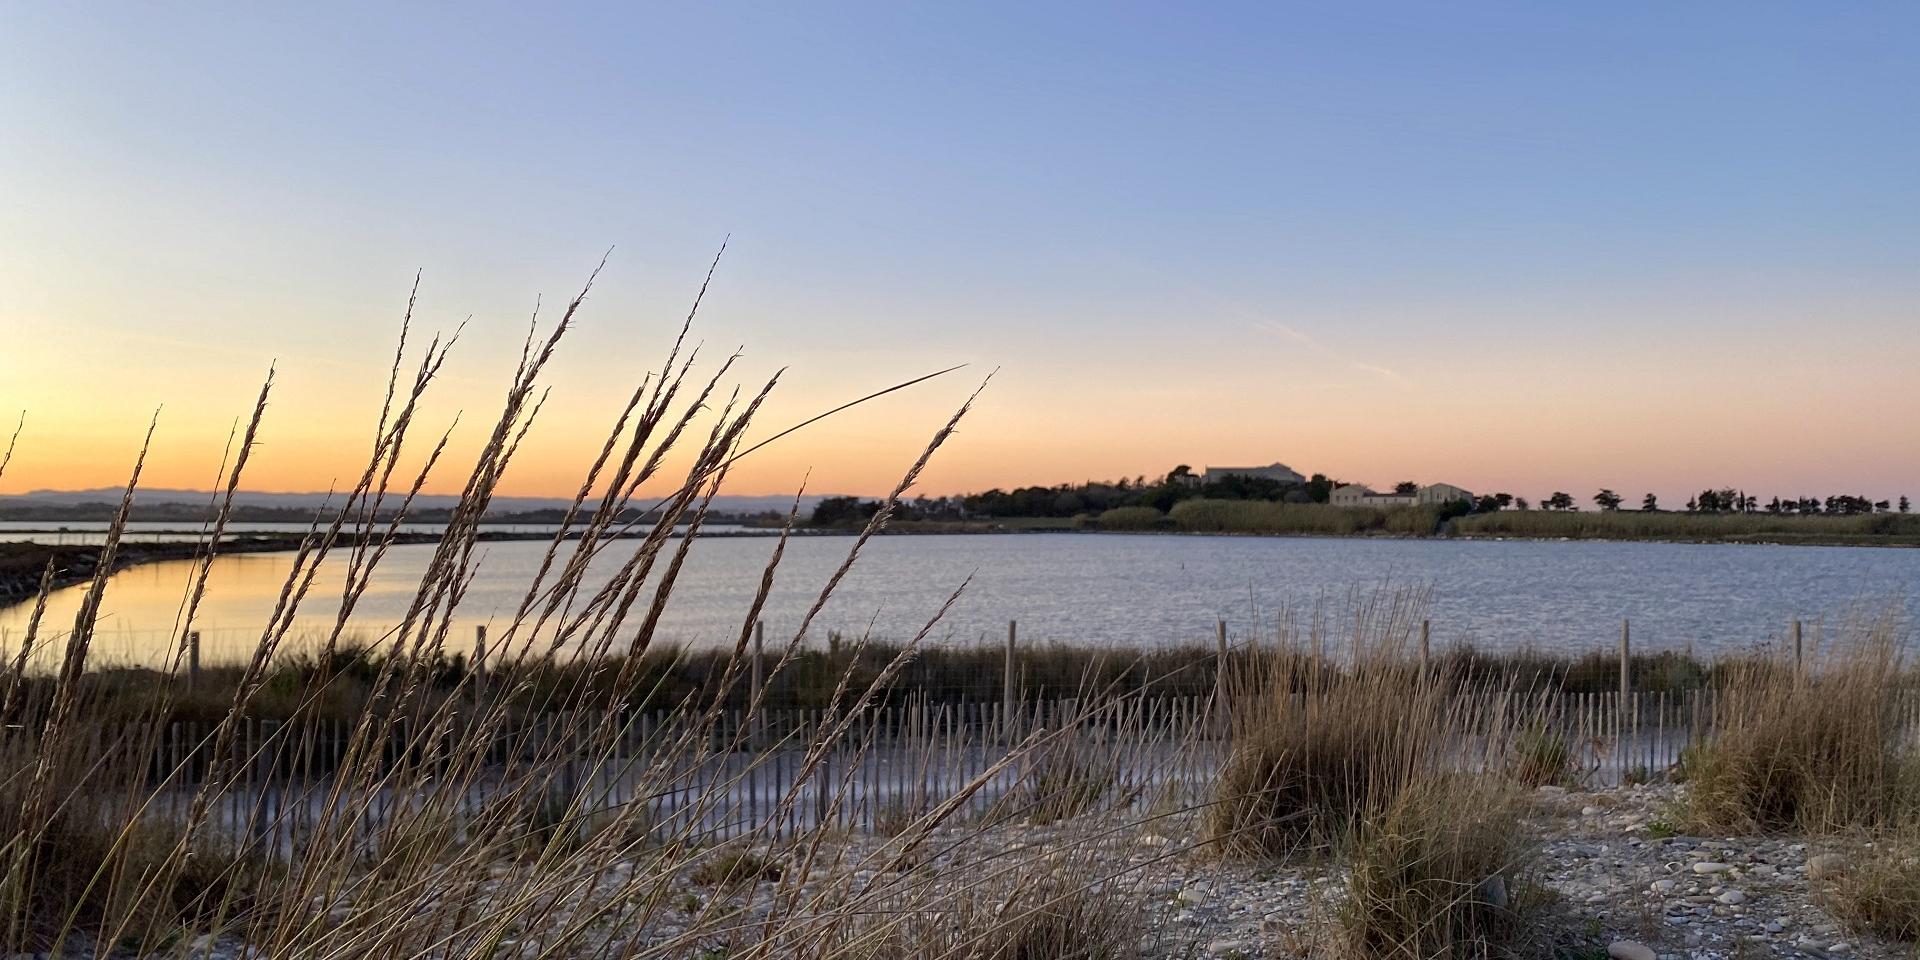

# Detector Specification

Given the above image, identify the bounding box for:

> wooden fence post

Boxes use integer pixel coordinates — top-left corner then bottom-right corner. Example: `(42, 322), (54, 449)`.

(1215, 619), (1230, 728)
(188, 631), (201, 687)
(751, 620), (767, 747)
(472, 624), (487, 694)
(752, 620), (766, 699)
(1618, 619), (1631, 705)
(1791, 619), (1803, 678)
(1004, 620), (1018, 743)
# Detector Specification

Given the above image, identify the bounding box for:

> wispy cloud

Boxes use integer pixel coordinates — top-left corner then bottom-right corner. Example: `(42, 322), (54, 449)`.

(1350, 361), (1412, 386)
(1250, 319), (1317, 346)
(1248, 317), (1415, 389)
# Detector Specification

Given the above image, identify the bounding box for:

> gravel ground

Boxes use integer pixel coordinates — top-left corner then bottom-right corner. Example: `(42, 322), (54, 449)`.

(608, 783), (1907, 960)
(103, 782), (1911, 959)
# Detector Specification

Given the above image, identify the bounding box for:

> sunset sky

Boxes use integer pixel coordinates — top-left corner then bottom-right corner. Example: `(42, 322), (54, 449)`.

(4, 3), (1917, 507)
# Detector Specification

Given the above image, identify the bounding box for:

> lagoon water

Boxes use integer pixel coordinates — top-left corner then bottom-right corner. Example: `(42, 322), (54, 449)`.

(4, 532), (1917, 665)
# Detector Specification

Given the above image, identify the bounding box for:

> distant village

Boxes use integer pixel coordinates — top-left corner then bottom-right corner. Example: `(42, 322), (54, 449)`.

(809, 460), (1488, 526)
(1176, 463), (1474, 509)
(805, 459), (1911, 527)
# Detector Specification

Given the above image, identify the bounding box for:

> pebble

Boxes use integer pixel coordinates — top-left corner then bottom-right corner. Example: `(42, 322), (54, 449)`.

(1692, 861), (1733, 874)
(1607, 940), (1657, 960)
(1716, 889), (1747, 905)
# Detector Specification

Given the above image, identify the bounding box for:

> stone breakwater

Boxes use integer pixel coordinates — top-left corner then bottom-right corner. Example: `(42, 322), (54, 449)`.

(0, 538), (309, 608)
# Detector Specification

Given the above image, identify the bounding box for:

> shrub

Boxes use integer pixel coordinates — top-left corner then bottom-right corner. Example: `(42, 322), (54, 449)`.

(1339, 776), (1535, 960)
(1206, 664), (1451, 857)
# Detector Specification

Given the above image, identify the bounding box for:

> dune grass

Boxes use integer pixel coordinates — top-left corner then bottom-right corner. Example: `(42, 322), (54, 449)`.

(1203, 621), (1551, 958)
(1681, 619), (1917, 834)
(1338, 775), (1534, 960)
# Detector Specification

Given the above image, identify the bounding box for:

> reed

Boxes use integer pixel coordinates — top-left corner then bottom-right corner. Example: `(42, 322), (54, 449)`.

(12, 265), (1917, 958)
(1166, 499), (1440, 536)
(1451, 509), (1920, 545)
(0, 264), (1117, 959)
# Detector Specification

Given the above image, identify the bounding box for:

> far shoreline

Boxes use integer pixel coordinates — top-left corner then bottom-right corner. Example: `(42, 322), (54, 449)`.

(7, 519), (1917, 611)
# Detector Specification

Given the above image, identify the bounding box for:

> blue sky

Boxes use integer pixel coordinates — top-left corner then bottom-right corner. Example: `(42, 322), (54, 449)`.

(4, 3), (1917, 501)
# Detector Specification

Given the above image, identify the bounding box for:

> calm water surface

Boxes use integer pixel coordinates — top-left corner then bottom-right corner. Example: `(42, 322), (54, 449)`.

(0, 521), (747, 545)
(4, 533), (1916, 665)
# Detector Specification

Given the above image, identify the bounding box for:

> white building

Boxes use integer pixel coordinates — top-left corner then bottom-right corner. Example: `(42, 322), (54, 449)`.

(1203, 462), (1305, 486)
(1331, 482), (1473, 508)
(1330, 484), (1414, 507)
(1415, 482), (1475, 505)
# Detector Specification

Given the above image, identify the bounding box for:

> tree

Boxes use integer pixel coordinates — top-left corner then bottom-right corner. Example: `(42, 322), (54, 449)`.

(1545, 491), (1576, 511)
(1593, 489), (1623, 511)
(1640, 492), (1658, 512)
(1393, 481), (1419, 495)
(1494, 493), (1514, 510)
(809, 496), (881, 527)
(1305, 473), (1336, 503)
(1902, 496), (1911, 514)
(1513, 497), (1531, 511)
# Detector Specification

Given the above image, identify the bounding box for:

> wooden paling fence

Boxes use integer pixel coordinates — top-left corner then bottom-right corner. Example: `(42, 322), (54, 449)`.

(85, 686), (1838, 857)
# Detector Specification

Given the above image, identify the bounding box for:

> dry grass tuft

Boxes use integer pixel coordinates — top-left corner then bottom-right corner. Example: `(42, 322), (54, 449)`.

(1684, 623), (1914, 834)
(844, 869), (1148, 960)
(689, 847), (784, 889)
(1819, 837), (1920, 942)
(1206, 660), (1453, 857)
(1337, 776), (1535, 960)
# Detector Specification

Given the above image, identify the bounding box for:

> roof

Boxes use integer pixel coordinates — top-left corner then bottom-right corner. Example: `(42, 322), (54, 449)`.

(1206, 462), (1301, 474)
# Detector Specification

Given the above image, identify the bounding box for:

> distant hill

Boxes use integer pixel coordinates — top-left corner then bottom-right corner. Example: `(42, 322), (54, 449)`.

(0, 488), (833, 523)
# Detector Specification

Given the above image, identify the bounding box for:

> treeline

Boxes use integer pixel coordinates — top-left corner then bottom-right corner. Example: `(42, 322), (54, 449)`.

(806, 464), (1916, 534)
(810, 466), (1349, 526)
(1532, 488), (1911, 516)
